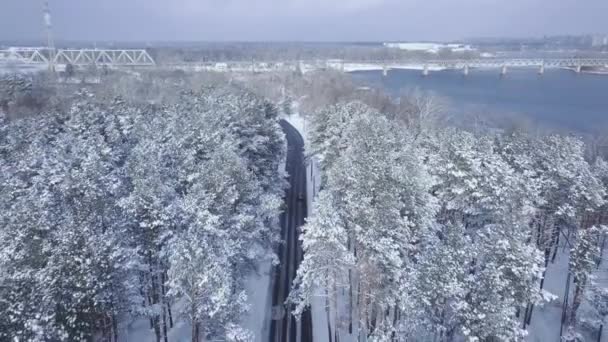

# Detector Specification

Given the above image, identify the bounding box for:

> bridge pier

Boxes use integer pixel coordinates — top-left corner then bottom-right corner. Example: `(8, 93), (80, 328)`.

(422, 64), (429, 77)
(538, 63), (545, 75)
(576, 64), (582, 73)
(463, 65), (469, 76)
(500, 65), (508, 76)
(382, 65), (388, 77)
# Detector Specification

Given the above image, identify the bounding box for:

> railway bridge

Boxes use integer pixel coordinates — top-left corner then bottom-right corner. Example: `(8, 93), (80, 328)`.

(0, 48), (155, 68)
(373, 58), (608, 76)
(2, 48), (608, 76)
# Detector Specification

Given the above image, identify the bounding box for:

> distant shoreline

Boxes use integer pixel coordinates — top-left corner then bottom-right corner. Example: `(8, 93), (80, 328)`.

(561, 66), (608, 75)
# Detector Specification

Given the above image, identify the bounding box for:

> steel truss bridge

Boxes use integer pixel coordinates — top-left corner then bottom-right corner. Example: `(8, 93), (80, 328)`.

(163, 58), (608, 75)
(0, 48), (155, 67)
(337, 58), (608, 75)
(424, 58), (608, 68)
(1, 48), (607, 74)
(406, 58), (608, 75)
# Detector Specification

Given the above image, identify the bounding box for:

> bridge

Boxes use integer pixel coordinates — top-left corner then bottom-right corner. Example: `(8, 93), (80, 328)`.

(0, 48), (155, 67)
(162, 58), (608, 76)
(2, 48), (607, 76)
(411, 58), (608, 75)
(338, 58), (608, 76)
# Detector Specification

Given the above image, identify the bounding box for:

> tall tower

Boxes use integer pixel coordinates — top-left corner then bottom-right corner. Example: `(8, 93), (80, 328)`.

(43, 0), (56, 72)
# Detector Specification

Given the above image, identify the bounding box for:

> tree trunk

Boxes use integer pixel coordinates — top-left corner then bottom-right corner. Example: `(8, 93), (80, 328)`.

(569, 281), (584, 328)
(347, 232), (355, 335)
(326, 284), (333, 342)
(162, 303), (169, 342)
(147, 292), (155, 329)
(391, 307), (399, 341)
(598, 235), (606, 269)
(352, 268), (360, 341)
(327, 300), (333, 342)
(348, 267), (353, 334)
(526, 304), (535, 326)
(112, 314), (119, 342)
(551, 228), (561, 262)
(167, 302), (174, 329)
(333, 276), (340, 342)
(192, 321), (200, 342)
(370, 303), (377, 333)
(560, 272), (572, 338)
(159, 271), (169, 342)
(162, 272), (173, 329)
(360, 281), (369, 341)
(521, 306), (528, 329)
(149, 253), (161, 342)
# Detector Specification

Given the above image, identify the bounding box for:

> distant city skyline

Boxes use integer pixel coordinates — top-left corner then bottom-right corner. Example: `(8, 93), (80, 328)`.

(1, 0), (607, 42)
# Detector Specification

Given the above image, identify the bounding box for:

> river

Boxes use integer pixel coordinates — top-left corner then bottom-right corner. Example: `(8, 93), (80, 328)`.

(350, 68), (608, 133)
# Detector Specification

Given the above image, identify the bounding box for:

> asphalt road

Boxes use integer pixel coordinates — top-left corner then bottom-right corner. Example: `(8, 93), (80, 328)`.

(269, 120), (313, 342)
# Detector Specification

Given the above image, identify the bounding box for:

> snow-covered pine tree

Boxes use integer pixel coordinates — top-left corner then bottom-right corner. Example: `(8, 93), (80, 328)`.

(295, 102), (437, 340)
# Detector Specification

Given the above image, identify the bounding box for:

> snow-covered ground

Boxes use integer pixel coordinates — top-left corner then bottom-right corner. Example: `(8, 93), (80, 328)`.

(527, 244), (608, 342)
(0, 61), (47, 74)
(526, 249), (571, 342)
(241, 251), (275, 342)
(120, 299), (191, 342)
(339, 62), (446, 73)
(341, 63), (384, 72)
(388, 64), (446, 71)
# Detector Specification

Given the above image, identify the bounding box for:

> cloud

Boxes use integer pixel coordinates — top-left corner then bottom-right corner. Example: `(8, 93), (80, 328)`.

(1, 0), (607, 42)
(287, 0), (391, 12)
(160, 0), (393, 17)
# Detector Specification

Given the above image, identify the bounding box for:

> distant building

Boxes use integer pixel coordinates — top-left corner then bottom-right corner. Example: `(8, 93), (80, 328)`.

(591, 34), (608, 47)
(383, 42), (474, 54)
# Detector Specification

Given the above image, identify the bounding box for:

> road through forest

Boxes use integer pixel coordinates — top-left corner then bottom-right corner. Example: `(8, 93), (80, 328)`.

(269, 120), (313, 342)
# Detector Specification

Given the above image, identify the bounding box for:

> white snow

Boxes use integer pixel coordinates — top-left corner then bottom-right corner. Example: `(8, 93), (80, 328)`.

(0, 61), (47, 74)
(120, 299), (192, 342)
(383, 42), (475, 54)
(340, 62), (446, 73)
(389, 64), (446, 71)
(341, 63), (384, 72)
(241, 251), (275, 342)
(527, 244), (608, 342)
(526, 249), (571, 342)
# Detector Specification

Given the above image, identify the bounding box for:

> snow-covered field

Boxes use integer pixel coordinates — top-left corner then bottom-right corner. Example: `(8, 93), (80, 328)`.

(0, 61), (47, 74)
(332, 62), (446, 73)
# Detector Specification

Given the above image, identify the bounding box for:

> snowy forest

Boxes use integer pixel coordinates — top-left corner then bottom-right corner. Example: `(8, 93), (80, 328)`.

(292, 100), (608, 341)
(0, 74), (287, 341)
(1, 70), (608, 342)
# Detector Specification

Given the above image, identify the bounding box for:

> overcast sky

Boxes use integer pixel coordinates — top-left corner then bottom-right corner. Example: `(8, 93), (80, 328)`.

(1, 0), (607, 42)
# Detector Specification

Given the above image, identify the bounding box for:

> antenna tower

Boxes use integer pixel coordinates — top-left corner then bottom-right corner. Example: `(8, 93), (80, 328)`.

(43, 0), (56, 72)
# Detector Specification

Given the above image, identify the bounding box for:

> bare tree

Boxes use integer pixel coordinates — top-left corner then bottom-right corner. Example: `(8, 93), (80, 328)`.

(393, 88), (445, 136)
